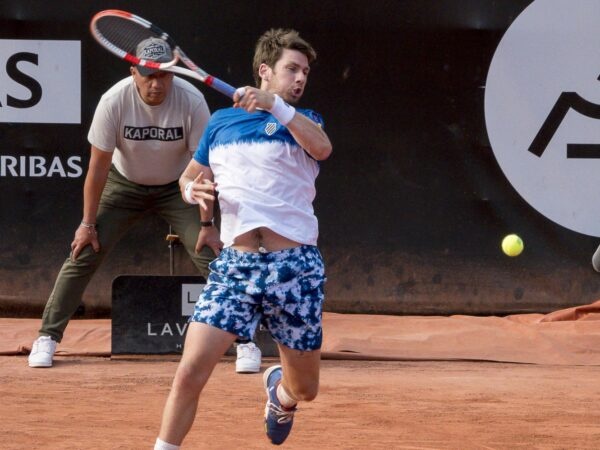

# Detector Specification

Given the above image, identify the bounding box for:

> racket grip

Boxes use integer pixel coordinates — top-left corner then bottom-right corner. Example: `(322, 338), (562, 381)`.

(208, 77), (236, 98)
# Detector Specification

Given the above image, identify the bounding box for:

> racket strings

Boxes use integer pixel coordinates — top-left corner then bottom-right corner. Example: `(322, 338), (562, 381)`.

(95, 16), (161, 55)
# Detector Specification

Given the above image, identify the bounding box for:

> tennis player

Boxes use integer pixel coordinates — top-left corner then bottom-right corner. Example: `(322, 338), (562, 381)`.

(154, 28), (332, 449)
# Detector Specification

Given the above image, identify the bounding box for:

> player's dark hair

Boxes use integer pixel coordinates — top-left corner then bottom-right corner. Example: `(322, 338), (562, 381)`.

(252, 28), (317, 87)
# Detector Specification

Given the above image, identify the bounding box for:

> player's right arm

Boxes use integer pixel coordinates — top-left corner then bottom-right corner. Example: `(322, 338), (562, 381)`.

(71, 146), (113, 260)
(233, 87), (332, 161)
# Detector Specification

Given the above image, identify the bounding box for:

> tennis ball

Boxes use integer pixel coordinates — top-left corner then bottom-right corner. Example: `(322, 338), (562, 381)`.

(501, 234), (524, 257)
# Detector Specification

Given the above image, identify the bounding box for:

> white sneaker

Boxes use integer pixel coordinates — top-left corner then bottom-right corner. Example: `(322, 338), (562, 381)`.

(236, 342), (262, 373)
(28, 336), (57, 368)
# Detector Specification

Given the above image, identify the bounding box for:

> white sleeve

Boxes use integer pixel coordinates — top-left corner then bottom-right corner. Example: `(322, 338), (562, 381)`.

(87, 96), (117, 152)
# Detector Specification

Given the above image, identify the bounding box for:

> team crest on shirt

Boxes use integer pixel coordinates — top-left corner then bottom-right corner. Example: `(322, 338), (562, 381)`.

(264, 122), (278, 136)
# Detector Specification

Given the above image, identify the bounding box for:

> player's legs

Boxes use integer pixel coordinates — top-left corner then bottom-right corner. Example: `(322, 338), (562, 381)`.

(152, 181), (215, 277)
(38, 168), (147, 342)
(277, 345), (321, 402)
(262, 345), (321, 446)
(261, 245), (326, 444)
(157, 322), (237, 445)
(157, 248), (263, 446)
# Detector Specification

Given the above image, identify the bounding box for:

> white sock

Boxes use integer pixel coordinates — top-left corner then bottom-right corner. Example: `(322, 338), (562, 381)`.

(154, 437), (180, 450)
(276, 383), (298, 409)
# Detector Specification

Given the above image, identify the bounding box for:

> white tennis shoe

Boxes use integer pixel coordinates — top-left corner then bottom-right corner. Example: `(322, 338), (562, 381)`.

(236, 342), (262, 373)
(28, 336), (57, 368)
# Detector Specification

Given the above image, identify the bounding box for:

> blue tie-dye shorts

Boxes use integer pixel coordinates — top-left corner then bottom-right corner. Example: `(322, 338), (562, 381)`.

(190, 245), (326, 351)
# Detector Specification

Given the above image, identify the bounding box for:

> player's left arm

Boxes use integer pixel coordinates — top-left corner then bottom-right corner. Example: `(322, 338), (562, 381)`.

(180, 159), (222, 255)
(179, 159), (216, 212)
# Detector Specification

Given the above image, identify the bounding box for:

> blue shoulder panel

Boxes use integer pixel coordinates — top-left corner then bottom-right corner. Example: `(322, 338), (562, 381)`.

(193, 107), (325, 166)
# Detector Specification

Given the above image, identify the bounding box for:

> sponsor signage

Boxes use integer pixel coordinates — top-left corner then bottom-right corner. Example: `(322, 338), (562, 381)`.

(0, 155), (83, 178)
(485, 0), (600, 236)
(0, 39), (81, 124)
(112, 275), (206, 354)
(111, 275), (277, 356)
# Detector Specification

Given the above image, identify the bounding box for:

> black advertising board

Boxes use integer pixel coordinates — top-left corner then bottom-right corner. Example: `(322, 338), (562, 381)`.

(3, 1), (600, 317)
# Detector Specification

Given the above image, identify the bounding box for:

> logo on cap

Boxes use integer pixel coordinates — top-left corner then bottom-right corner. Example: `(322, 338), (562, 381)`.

(135, 38), (173, 76)
(140, 41), (168, 60)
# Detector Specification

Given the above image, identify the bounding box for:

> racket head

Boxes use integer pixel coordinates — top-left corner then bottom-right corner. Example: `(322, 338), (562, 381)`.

(90, 9), (234, 98)
(90, 9), (179, 75)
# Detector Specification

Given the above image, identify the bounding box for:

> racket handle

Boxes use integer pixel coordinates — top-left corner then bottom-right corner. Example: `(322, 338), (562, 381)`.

(207, 77), (236, 98)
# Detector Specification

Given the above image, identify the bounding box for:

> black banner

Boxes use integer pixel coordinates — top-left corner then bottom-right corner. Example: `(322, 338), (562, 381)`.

(2, 0), (598, 317)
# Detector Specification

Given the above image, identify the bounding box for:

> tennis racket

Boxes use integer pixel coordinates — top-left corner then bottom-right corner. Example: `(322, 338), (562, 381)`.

(90, 9), (239, 99)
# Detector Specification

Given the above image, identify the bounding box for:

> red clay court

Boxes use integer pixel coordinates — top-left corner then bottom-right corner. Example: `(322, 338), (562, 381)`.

(2, 303), (600, 449)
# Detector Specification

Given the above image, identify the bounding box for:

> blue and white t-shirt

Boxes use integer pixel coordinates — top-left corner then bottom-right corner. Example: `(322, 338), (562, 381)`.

(193, 107), (324, 247)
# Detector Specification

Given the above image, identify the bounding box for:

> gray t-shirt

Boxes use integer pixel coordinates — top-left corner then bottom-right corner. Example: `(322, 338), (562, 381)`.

(88, 76), (210, 185)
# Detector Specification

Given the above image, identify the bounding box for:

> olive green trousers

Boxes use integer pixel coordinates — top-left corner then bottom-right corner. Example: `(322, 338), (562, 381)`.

(39, 166), (215, 342)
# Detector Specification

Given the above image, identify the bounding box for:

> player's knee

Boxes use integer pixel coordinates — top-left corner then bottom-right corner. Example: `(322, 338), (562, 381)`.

(173, 364), (208, 394)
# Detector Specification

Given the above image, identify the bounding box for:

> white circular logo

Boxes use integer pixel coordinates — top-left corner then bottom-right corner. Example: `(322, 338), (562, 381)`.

(485, 0), (600, 237)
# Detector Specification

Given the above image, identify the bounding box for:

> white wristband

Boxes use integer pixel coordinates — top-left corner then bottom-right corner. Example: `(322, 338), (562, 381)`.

(183, 181), (198, 205)
(269, 94), (295, 126)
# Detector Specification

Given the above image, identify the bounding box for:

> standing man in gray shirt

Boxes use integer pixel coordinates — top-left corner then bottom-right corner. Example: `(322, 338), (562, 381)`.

(28, 37), (262, 373)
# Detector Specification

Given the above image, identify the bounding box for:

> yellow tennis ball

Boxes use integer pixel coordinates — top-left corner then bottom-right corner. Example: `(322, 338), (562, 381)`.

(501, 234), (524, 257)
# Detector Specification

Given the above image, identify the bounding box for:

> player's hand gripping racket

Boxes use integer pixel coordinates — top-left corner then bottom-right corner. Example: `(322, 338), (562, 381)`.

(90, 9), (241, 99)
